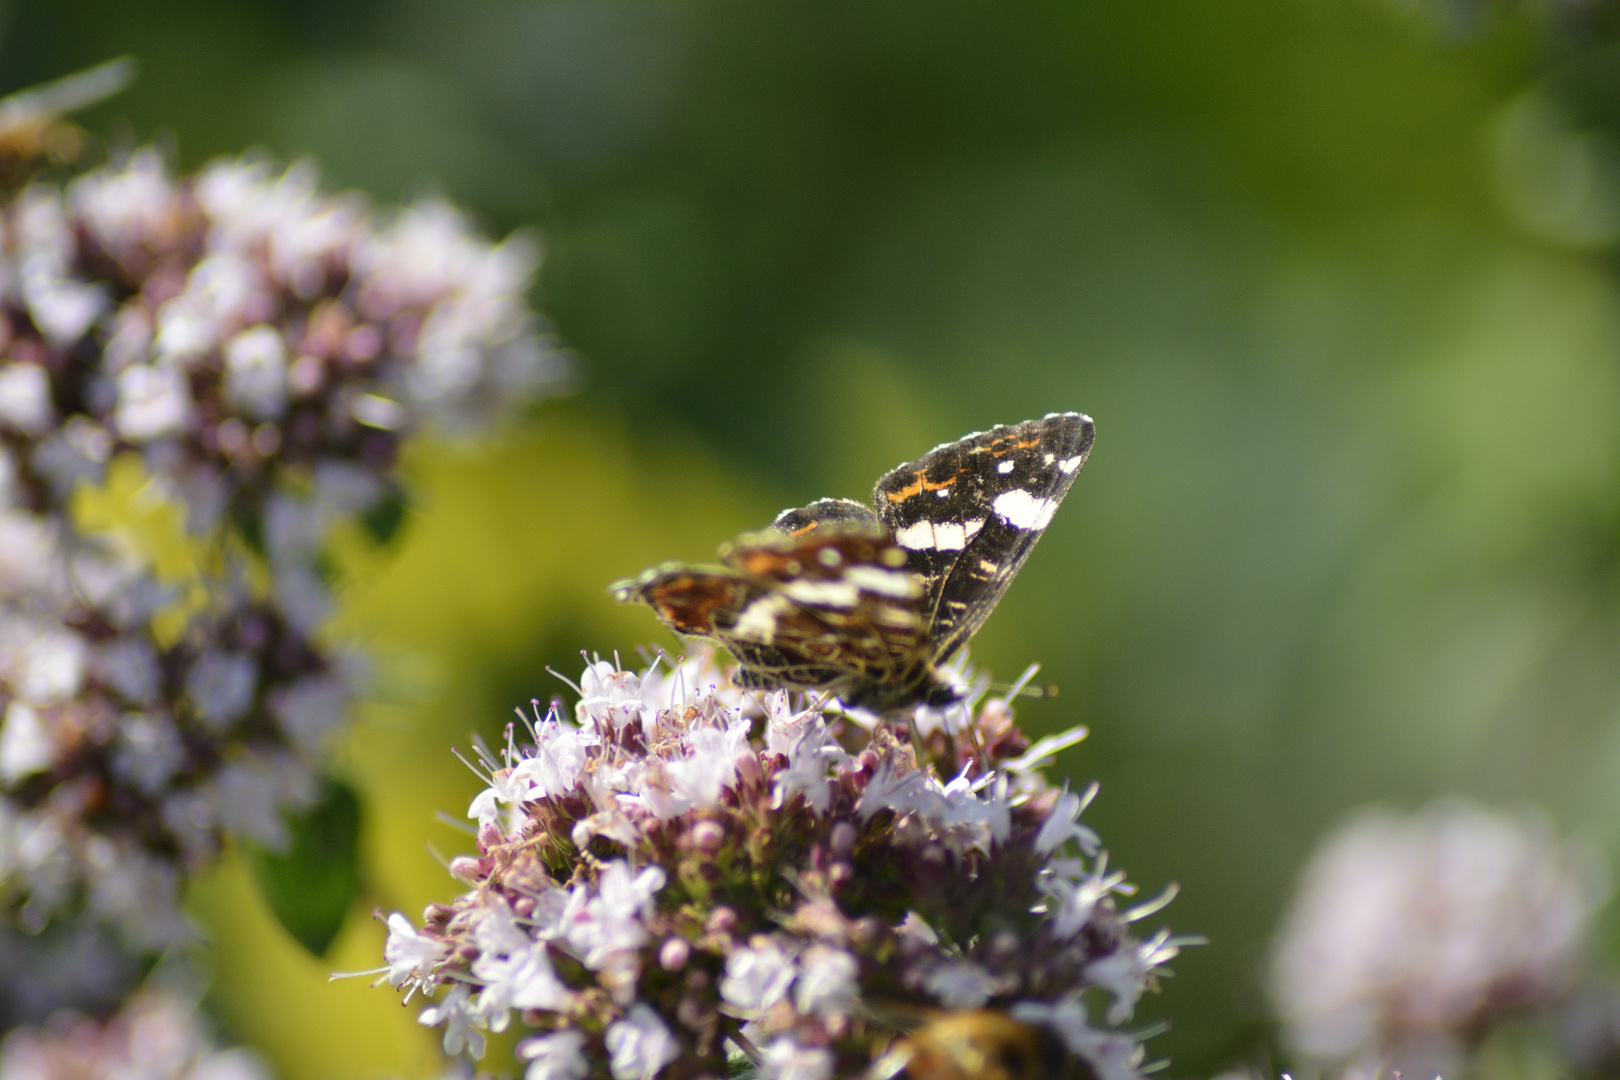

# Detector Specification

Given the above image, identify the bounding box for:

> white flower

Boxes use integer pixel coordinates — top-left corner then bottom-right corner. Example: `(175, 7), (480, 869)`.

(660, 722), (747, 815)
(1085, 929), (1181, 1024)
(559, 861), (666, 970)
(518, 1031), (590, 1080)
(721, 937), (798, 1013)
(794, 944), (858, 1019)
(856, 757), (935, 820)
(0, 363), (54, 434)
(115, 364), (191, 440)
(767, 700), (845, 812)
(925, 960), (999, 1009)
(186, 650), (258, 727)
(17, 629), (86, 704)
(511, 721), (587, 799)
(385, 912), (446, 988)
(419, 982), (487, 1060)
(605, 1003), (679, 1080)
(472, 902), (571, 1015)
(222, 324), (288, 419)
(0, 701), (53, 783)
(1036, 783), (1101, 858)
(760, 1038), (834, 1080)
(577, 661), (650, 734)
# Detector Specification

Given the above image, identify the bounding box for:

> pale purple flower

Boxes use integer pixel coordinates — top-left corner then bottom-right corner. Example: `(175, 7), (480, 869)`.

(518, 1031), (590, 1080)
(721, 937), (798, 1013)
(605, 1003), (679, 1080)
(794, 944), (858, 1019)
(760, 1038), (834, 1080)
(925, 960), (1000, 1009)
(185, 651), (258, 728)
(419, 983), (487, 1060)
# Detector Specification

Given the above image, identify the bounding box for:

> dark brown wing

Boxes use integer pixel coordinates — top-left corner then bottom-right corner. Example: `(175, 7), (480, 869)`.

(872, 413), (1093, 662)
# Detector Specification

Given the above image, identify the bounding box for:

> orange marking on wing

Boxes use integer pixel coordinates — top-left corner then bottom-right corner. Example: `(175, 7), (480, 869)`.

(885, 473), (925, 502)
(922, 476), (954, 491)
(788, 523), (817, 536)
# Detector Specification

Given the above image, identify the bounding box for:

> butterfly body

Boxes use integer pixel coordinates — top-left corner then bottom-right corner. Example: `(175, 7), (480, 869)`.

(613, 413), (1093, 712)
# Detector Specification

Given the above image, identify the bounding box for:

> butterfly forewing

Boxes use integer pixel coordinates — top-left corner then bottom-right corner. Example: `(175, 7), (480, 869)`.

(872, 413), (1093, 662)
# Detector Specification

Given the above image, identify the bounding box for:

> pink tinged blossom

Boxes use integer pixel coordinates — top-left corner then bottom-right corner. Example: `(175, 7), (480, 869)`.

(663, 724), (742, 813)
(721, 937), (798, 1013)
(605, 1003), (680, 1080)
(513, 722), (587, 798)
(560, 862), (666, 970)
(760, 1038), (834, 1080)
(925, 960), (999, 1009)
(418, 982), (487, 1060)
(794, 944), (859, 1019)
(114, 364), (191, 441)
(519, 1031), (590, 1080)
(1036, 783), (1101, 856)
(577, 661), (650, 734)
(384, 913), (446, 988)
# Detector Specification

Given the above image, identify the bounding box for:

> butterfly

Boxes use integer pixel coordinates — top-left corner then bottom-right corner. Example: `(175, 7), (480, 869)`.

(611, 413), (1093, 712)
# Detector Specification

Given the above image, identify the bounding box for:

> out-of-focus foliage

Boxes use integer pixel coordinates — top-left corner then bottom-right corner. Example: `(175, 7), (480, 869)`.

(10, 1), (1620, 1078)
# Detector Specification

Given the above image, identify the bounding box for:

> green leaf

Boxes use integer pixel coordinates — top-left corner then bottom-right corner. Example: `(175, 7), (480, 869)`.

(359, 483), (409, 546)
(247, 776), (362, 958)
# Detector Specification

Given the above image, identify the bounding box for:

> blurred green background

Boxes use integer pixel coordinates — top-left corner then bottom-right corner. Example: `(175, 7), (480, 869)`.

(11, 0), (1620, 1076)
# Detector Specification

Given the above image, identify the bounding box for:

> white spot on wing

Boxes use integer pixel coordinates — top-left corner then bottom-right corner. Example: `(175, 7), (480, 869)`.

(735, 594), (791, 642)
(932, 522), (968, 549)
(1043, 453), (1055, 464)
(979, 559), (998, 572)
(992, 489), (1057, 530)
(780, 580), (860, 608)
(895, 520), (936, 550)
(1058, 455), (1084, 474)
(997, 460), (1015, 474)
(843, 566), (920, 598)
(962, 518), (985, 541)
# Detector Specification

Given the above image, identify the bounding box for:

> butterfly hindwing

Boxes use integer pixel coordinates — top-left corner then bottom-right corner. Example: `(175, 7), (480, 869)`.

(872, 413), (1093, 662)
(614, 530), (937, 704)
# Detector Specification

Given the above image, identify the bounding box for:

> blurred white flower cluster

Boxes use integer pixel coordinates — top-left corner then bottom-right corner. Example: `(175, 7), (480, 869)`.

(1269, 800), (1607, 1080)
(0, 985), (271, 1080)
(384, 652), (1182, 1080)
(0, 148), (566, 954)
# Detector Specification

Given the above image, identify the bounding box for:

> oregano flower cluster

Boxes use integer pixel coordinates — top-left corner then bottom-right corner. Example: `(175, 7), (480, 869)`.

(0, 145), (566, 955)
(384, 653), (1184, 1080)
